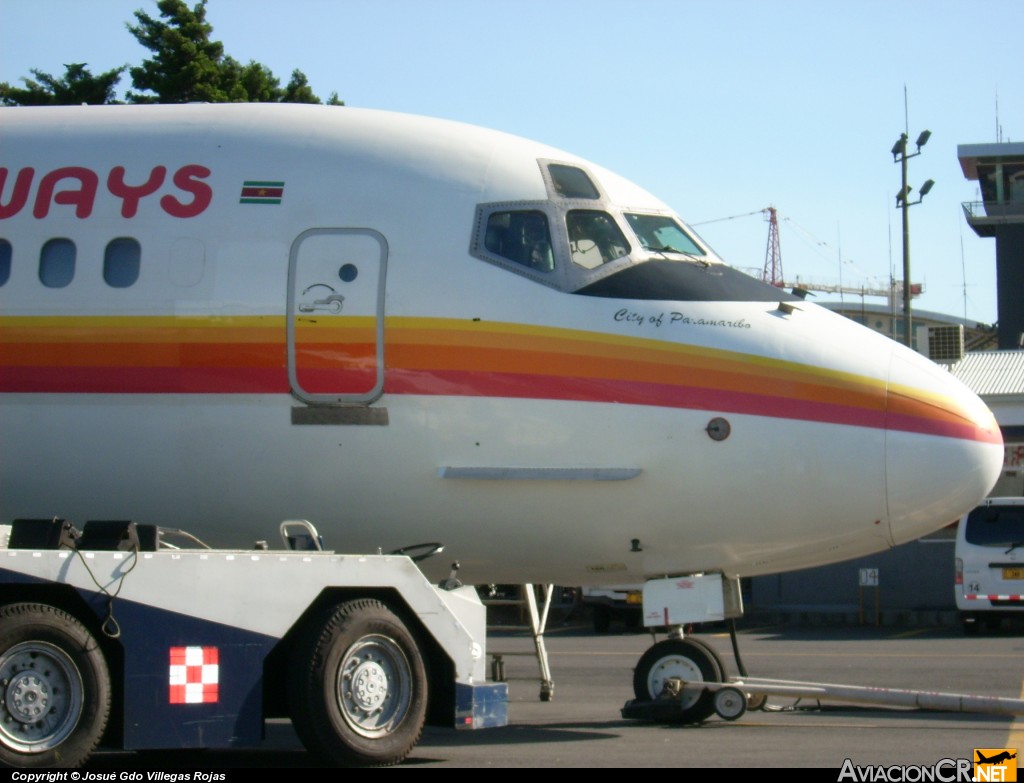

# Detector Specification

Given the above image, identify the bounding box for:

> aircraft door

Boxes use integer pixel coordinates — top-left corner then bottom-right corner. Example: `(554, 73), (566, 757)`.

(287, 228), (387, 404)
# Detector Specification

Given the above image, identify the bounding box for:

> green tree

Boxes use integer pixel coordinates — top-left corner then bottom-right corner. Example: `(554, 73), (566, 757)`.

(0, 63), (125, 106)
(281, 70), (343, 106)
(1, 1), (342, 106)
(126, 0), (343, 105)
(223, 57), (279, 102)
(126, 0), (229, 103)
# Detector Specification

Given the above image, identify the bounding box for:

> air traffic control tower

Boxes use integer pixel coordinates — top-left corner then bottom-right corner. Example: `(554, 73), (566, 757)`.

(959, 142), (1024, 349)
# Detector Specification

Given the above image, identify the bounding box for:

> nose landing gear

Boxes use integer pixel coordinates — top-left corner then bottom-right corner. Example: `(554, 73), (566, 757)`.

(630, 636), (721, 723)
(621, 574), (749, 724)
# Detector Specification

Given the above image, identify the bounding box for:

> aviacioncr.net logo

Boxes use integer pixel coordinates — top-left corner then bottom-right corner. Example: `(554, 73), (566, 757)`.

(973, 749), (1017, 782)
(838, 758), (973, 782)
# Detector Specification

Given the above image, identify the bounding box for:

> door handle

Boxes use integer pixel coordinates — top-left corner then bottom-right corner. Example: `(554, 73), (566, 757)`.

(299, 294), (345, 313)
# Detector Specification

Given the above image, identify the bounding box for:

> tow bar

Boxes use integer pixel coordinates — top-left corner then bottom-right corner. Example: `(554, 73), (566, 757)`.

(623, 676), (1024, 722)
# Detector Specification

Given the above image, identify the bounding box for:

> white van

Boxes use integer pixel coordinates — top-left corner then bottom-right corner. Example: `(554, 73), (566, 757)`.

(955, 497), (1024, 634)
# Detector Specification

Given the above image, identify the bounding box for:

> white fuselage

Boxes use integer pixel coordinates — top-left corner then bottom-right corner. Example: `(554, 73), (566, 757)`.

(0, 105), (1003, 584)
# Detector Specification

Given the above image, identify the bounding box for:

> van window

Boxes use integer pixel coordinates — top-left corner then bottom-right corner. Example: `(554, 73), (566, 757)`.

(964, 505), (1024, 547)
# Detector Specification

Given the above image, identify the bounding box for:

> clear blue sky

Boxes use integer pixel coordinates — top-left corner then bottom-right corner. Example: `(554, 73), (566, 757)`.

(3, 0), (1022, 325)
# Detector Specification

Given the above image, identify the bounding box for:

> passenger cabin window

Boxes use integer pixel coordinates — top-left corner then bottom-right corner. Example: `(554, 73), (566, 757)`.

(0, 239), (10, 286)
(625, 213), (705, 257)
(104, 238), (141, 288)
(567, 210), (629, 269)
(39, 238), (75, 288)
(548, 164), (600, 199)
(484, 211), (554, 272)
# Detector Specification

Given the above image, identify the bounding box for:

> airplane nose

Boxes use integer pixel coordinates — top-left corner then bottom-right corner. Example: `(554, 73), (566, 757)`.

(885, 346), (1003, 544)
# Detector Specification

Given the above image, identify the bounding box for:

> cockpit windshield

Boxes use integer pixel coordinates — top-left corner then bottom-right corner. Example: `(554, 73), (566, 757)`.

(567, 210), (630, 269)
(471, 160), (795, 302)
(625, 213), (705, 257)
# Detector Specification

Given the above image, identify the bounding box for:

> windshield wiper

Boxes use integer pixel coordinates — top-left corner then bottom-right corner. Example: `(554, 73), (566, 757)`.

(646, 245), (708, 264)
(1005, 541), (1024, 554)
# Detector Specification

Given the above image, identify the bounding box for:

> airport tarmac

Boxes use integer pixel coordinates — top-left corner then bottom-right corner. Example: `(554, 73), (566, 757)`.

(84, 621), (1024, 769)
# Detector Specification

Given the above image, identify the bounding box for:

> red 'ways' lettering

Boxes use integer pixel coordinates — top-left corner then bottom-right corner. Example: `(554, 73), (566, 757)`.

(107, 166), (167, 218)
(33, 167), (99, 219)
(0, 164), (213, 219)
(160, 165), (213, 218)
(0, 167), (35, 219)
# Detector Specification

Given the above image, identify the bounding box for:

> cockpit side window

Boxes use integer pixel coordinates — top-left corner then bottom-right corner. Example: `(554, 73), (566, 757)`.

(567, 210), (630, 269)
(625, 213), (705, 256)
(484, 210), (554, 273)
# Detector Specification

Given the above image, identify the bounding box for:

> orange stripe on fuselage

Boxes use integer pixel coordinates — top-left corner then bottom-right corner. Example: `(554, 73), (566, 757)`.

(0, 314), (994, 443)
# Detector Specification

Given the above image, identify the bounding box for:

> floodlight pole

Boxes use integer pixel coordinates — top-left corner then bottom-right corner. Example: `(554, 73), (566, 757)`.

(900, 136), (912, 347)
(891, 130), (932, 349)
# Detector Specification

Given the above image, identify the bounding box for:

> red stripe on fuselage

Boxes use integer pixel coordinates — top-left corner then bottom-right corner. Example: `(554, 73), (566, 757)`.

(3, 363), (994, 443)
